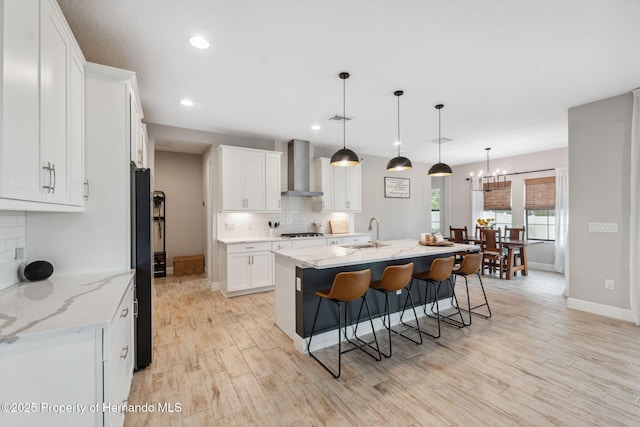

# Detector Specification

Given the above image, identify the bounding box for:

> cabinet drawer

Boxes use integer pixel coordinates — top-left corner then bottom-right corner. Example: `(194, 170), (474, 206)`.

(271, 240), (292, 251)
(106, 281), (134, 355)
(226, 242), (272, 253)
(105, 308), (133, 406)
(290, 238), (327, 249)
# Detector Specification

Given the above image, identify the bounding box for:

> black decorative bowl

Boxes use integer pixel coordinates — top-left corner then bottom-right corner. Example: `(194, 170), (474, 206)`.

(23, 261), (54, 281)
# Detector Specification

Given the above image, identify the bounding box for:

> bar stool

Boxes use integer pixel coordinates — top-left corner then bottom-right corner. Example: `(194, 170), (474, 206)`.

(307, 269), (381, 378)
(361, 262), (422, 358)
(411, 256), (463, 338)
(452, 252), (492, 326)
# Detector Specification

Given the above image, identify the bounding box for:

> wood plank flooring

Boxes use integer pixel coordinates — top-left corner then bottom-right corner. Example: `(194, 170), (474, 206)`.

(124, 271), (640, 426)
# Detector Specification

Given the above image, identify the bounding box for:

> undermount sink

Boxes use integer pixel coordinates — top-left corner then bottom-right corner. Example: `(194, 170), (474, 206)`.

(339, 242), (391, 249)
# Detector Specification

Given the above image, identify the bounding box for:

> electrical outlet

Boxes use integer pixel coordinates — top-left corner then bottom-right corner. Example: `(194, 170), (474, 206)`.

(296, 277), (301, 292)
(225, 222), (235, 231)
(395, 290), (402, 295)
(604, 279), (614, 290)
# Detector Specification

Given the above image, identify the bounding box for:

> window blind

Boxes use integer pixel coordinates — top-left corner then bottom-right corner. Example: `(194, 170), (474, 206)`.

(483, 181), (512, 210)
(525, 176), (556, 210)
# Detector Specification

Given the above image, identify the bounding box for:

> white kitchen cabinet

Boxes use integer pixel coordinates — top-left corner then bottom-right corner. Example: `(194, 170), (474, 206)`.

(265, 152), (282, 211)
(221, 242), (274, 295)
(313, 157), (361, 212)
(218, 145), (281, 212)
(0, 273), (135, 427)
(0, 0), (86, 211)
(129, 90), (145, 168)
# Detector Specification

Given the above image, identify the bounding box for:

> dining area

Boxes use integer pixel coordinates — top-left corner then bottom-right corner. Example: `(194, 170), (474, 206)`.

(448, 224), (542, 280)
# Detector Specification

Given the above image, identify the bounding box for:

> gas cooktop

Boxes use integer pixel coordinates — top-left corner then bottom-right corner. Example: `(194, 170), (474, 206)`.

(280, 232), (324, 238)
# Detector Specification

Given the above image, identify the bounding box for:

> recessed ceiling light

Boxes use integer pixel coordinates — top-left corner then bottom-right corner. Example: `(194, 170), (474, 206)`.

(311, 124), (321, 131)
(180, 98), (194, 107)
(188, 36), (210, 49)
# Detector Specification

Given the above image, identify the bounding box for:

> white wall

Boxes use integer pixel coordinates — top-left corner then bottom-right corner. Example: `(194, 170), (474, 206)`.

(154, 151), (205, 269)
(0, 211), (26, 290)
(448, 147), (568, 266)
(568, 92), (633, 312)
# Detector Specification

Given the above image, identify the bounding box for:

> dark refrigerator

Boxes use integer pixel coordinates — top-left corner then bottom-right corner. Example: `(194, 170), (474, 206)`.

(131, 165), (153, 370)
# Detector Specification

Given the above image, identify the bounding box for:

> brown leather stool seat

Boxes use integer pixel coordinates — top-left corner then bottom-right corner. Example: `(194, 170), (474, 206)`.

(307, 269), (381, 378)
(411, 256), (463, 338)
(361, 262), (422, 358)
(452, 252), (492, 325)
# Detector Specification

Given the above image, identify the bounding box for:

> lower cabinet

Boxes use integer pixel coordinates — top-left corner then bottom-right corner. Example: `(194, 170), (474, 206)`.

(221, 242), (273, 295)
(0, 276), (135, 427)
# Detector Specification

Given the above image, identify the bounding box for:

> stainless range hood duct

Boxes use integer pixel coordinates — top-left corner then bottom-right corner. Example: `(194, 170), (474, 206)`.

(281, 139), (323, 197)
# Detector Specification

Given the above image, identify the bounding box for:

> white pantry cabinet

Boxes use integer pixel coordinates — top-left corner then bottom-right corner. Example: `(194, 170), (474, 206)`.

(312, 157), (361, 212)
(217, 145), (281, 212)
(220, 242), (273, 295)
(0, 0), (86, 211)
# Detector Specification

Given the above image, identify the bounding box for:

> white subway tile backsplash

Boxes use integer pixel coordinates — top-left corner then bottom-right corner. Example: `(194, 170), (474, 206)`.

(0, 211), (26, 291)
(217, 196), (355, 240)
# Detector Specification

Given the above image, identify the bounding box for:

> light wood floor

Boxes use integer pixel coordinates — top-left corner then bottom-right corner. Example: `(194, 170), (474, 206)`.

(125, 270), (640, 426)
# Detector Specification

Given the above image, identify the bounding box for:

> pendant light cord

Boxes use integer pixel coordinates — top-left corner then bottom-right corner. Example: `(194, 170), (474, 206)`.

(438, 107), (442, 162)
(397, 94), (401, 156)
(343, 77), (346, 150)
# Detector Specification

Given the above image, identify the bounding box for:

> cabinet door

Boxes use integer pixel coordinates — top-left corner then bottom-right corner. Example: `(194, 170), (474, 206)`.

(318, 158), (333, 211)
(220, 148), (245, 210)
(344, 164), (361, 211)
(243, 151), (265, 210)
(69, 47), (85, 206)
(265, 153), (281, 211)
(333, 166), (347, 210)
(250, 251), (273, 288)
(227, 253), (251, 292)
(130, 92), (141, 167)
(40, 0), (70, 204)
(1, 0), (42, 202)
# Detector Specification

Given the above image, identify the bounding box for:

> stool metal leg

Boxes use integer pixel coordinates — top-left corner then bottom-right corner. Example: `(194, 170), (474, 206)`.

(414, 278), (441, 339)
(350, 296), (382, 361)
(308, 297), (343, 378)
(437, 277), (465, 328)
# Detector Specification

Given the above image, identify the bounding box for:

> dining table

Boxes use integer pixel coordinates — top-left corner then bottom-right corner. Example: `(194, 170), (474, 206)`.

(467, 237), (543, 280)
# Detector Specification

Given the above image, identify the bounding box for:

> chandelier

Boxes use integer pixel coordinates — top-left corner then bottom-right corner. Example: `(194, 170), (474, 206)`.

(469, 147), (507, 192)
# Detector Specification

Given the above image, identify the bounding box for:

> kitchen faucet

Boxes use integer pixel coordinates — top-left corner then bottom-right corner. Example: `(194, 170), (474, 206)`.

(368, 217), (381, 248)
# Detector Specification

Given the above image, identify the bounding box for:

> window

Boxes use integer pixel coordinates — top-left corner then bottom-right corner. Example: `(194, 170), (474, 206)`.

(482, 209), (512, 231)
(481, 181), (512, 233)
(431, 188), (440, 233)
(525, 177), (556, 241)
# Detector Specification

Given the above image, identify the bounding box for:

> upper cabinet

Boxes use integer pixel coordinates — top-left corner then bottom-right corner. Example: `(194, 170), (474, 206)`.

(218, 145), (282, 212)
(0, 0), (86, 211)
(312, 157), (361, 212)
(130, 89), (145, 168)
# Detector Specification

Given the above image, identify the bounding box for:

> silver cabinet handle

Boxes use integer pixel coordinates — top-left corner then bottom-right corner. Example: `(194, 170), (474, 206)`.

(120, 345), (129, 359)
(120, 307), (129, 318)
(245, 246), (255, 249)
(84, 180), (89, 199)
(50, 163), (56, 194)
(42, 162), (53, 193)
(133, 299), (138, 317)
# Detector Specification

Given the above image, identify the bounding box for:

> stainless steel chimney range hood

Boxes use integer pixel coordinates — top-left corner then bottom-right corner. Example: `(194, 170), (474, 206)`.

(281, 139), (323, 197)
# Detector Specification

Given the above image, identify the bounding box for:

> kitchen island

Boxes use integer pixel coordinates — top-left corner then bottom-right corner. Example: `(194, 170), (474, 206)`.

(272, 239), (478, 353)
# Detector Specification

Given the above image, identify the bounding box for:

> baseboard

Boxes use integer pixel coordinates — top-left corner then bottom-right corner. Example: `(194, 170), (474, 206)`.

(167, 266), (174, 275)
(293, 298), (456, 354)
(210, 281), (220, 291)
(566, 298), (635, 323)
(528, 262), (555, 272)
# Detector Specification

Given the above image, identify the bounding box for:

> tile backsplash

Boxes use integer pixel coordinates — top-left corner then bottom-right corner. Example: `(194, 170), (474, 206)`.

(217, 196), (354, 240)
(0, 211), (26, 291)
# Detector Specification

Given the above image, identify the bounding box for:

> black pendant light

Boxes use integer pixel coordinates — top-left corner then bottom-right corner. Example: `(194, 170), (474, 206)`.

(330, 72), (359, 167)
(428, 104), (453, 176)
(386, 90), (413, 171)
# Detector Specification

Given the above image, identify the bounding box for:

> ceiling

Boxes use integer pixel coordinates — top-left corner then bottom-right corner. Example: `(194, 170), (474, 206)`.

(57, 0), (640, 165)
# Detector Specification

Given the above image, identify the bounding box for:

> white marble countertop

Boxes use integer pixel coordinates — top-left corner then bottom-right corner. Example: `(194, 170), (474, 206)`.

(218, 232), (370, 245)
(272, 238), (479, 269)
(0, 270), (135, 345)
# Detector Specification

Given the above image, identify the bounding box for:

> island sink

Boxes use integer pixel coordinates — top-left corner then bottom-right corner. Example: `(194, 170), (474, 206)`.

(339, 242), (391, 249)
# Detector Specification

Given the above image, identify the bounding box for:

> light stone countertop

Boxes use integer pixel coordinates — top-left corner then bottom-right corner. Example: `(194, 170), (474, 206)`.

(272, 238), (479, 269)
(0, 270), (135, 345)
(218, 232), (371, 245)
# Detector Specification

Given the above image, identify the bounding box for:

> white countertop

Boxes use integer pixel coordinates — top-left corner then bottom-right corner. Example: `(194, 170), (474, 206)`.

(218, 232), (370, 245)
(272, 238), (479, 269)
(0, 270), (135, 345)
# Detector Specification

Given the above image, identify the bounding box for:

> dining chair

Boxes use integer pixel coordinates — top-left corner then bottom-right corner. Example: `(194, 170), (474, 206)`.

(449, 226), (469, 264)
(480, 228), (505, 279)
(504, 226), (525, 275)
